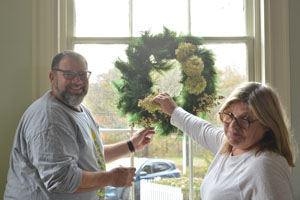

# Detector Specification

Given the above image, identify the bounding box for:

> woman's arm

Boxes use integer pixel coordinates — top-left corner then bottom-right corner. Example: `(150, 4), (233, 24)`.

(171, 107), (224, 154)
(153, 93), (224, 154)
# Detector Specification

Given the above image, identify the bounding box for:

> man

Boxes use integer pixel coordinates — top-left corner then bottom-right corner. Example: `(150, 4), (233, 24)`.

(4, 51), (155, 200)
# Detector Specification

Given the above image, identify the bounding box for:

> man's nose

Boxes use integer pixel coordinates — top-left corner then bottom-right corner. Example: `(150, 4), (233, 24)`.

(71, 74), (84, 83)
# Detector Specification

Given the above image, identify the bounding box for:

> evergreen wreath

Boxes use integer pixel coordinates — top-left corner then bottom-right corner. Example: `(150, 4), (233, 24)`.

(113, 27), (223, 135)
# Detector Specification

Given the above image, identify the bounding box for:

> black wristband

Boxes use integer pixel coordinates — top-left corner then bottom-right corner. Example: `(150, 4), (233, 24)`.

(127, 140), (135, 152)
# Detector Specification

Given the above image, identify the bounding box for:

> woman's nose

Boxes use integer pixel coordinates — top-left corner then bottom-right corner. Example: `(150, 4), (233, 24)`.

(228, 118), (241, 129)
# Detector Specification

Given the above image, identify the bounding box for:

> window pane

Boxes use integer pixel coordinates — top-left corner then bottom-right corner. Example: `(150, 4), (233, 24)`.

(153, 162), (171, 173)
(141, 165), (152, 174)
(133, 0), (188, 36)
(205, 43), (247, 76)
(75, 0), (129, 37)
(192, 139), (214, 199)
(203, 43), (247, 124)
(74, 44), (127, 82)
(191, 0), (246, 36)
(74, 44), (129, 128)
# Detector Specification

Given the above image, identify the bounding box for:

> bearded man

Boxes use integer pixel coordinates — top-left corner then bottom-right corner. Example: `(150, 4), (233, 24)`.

(4, 51), (154, 200)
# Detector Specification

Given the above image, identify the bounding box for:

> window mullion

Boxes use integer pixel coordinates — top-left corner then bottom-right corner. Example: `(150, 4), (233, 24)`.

(66, 0), (75, 49)
(188, 0), (191, 34)
(187, 3), (193, 197)
(203, 36), (252, 44)
(71, 36), (250, 45)
(253, 0), (262, 82)
(129, 0), (133, 37)
(247, 38), (255, 81)
(245, 0), (254, 37)
(72, 37), (131, 44)
(245, 0), (262, 82)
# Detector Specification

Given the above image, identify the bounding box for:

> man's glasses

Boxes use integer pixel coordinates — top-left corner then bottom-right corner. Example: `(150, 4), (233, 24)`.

(219, 112), (257, 130)
(53, 69), (91, 81)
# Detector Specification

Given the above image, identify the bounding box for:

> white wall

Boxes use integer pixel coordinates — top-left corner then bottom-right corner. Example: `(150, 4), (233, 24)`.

(289, 0), (300, 198)
(0, 0), (33, 196)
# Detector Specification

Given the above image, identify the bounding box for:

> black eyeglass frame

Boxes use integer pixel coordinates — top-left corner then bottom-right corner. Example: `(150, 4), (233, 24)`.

(53, 68), (92, 81)
(218, 112), (258, 130)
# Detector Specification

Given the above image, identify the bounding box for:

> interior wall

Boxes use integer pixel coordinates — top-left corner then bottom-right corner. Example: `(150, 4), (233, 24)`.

(289, 0), (300, 199)
(0, 0), (32, 196)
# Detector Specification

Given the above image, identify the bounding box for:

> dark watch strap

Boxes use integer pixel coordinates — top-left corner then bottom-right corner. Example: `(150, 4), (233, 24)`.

(127, 140), (135, 152)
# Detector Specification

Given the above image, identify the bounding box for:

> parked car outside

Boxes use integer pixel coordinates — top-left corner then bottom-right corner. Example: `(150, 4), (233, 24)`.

(105, 157), (181, 200)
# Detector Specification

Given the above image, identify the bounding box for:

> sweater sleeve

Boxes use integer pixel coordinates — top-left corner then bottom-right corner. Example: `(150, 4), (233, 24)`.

(171, 107), (224, 154)
(27, 124), (82, 193)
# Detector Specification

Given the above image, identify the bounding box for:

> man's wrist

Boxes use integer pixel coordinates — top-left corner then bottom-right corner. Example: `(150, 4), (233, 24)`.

(127, 140), (135, 153)
(104, 171), (113, 186)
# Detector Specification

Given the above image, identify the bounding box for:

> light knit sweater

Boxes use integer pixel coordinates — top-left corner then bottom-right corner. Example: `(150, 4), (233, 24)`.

(171, 107), (293, 200)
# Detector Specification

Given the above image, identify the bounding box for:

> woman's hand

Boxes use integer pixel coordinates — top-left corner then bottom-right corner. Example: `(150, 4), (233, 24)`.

(152, 93), (178, 115)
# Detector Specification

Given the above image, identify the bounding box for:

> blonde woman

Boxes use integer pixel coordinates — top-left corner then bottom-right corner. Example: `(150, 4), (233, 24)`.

(153, 82), (296, 200)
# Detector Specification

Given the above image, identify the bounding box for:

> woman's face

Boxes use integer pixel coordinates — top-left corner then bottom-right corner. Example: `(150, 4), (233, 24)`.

(223, 102), (267, 154)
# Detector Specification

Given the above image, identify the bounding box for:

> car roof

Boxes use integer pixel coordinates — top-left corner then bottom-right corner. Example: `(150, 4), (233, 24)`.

(106, 157), (174, 170)
(106, 157), (147, 170)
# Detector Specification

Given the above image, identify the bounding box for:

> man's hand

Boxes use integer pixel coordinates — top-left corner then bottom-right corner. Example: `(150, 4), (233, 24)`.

(152, 93), (178, 115)
(131, 129), (155, 152)
(108, 166), (136, 187)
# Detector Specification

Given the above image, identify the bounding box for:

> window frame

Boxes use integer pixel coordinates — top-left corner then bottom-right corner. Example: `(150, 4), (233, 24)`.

(61, 2), (260, 199)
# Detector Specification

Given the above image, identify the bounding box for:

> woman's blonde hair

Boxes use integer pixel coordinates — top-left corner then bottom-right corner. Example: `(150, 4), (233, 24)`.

(219, 82), (296, 167)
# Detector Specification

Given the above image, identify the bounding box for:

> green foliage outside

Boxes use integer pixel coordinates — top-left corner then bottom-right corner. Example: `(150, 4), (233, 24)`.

(84, 69), (129, 128)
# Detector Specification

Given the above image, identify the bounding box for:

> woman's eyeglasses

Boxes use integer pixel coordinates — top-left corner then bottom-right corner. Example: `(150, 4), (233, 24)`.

(219, 112), (257, 130)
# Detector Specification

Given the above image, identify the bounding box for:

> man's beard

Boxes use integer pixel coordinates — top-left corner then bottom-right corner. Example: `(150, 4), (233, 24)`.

(54, 80), (88, 108)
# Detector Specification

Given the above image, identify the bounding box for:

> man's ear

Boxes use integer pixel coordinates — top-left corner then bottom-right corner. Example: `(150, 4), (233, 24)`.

(49, 71), (55, 84)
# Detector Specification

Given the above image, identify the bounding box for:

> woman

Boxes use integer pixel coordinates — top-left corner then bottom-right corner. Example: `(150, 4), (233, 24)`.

(153, 82), (296, 200)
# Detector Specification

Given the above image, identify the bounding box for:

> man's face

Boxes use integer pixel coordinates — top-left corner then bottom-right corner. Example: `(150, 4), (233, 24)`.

(50, 56), (89, 109)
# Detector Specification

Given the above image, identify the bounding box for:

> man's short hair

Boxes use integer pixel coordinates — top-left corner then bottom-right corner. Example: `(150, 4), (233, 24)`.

(51, 50), (88, 70)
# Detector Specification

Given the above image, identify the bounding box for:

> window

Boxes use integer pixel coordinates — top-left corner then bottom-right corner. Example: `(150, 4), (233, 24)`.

(141, 164), (152, 174)
(61, 0), (259, 199)
(152, 162), (171, 173)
